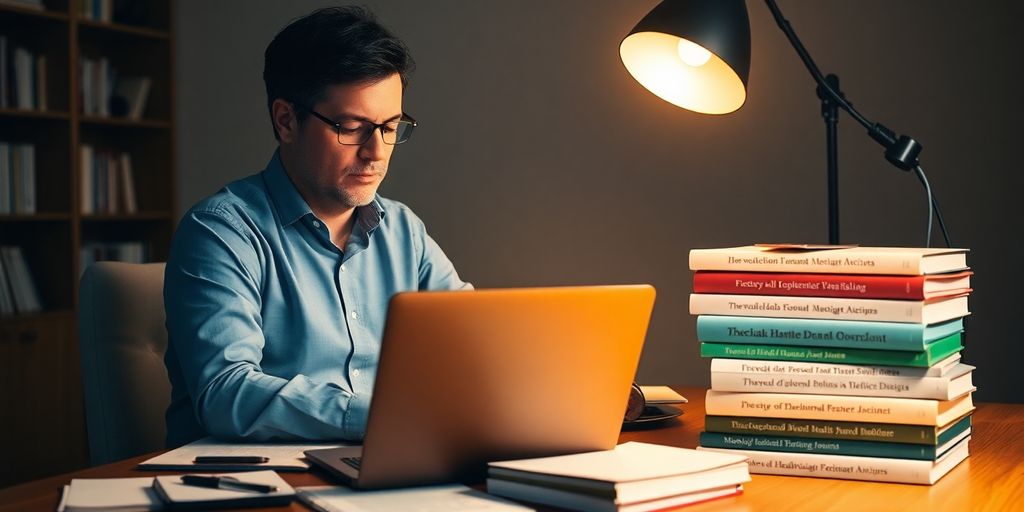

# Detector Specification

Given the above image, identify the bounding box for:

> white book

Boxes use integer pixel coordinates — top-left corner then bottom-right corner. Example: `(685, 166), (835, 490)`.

(137, 436), (348, 471)
(710, 354), (963, 379)
(711, 360), (976, 400)
(487, 442), (749, 505)
(689, 293), (969, 324)
(14, 47), (32, 109)
(5, 246), (41, 311)
(705, 390), (975, 426)
(487, 479), (742, 512)
(698, 436), (970, 485)
(97, 57), (109, 117)
(297, 484), (533, 512)
(688, 245), (969, 275)
(58, 476), (160, 512)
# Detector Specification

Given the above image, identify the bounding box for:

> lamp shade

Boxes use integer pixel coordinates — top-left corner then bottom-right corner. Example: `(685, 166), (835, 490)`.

(620, 0), (751, 114)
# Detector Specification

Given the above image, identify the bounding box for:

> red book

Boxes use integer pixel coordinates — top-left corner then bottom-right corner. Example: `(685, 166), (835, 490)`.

(692, 271), (972, 300)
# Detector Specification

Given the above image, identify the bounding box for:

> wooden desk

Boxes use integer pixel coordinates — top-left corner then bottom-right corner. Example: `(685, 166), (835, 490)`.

(2, 387), (1022, 511)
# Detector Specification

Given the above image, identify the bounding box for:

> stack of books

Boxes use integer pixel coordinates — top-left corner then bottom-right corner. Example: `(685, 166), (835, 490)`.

(687, 245), (975, 485)
(486, 442), (749, 512)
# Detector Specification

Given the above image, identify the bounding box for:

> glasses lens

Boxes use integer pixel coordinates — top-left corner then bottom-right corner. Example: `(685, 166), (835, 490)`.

(336, 122), (374, 145)
(392, 120), (415, 144)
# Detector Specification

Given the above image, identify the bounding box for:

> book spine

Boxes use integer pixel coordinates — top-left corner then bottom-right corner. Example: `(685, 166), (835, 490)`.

(690, 293), (958, 323)
(689, 249), (928, 275)
(709, 357), (949, 379)
(696, 315), (930, 351)
(704, 390), (943, 425)
(693, 272), (927, 299)
(699, 334), (962, 367)
(696, 443), (968, 484)
(699, 432), (941, 460)
(704, 415), (940, 444)
(710, 370), (963, 400)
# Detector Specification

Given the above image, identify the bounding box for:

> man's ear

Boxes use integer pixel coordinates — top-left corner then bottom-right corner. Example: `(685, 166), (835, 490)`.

(272, 99), (298, 143)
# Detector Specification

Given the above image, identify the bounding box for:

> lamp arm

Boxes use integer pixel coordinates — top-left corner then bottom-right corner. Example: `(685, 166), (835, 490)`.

(762, 0), (922, 171)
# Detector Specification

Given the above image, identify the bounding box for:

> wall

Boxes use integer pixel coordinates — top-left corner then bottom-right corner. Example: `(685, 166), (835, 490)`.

(176, 1), (1024, 402)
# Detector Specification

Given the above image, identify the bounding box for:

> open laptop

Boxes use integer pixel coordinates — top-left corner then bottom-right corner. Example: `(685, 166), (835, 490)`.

(304, 284), (656, 489)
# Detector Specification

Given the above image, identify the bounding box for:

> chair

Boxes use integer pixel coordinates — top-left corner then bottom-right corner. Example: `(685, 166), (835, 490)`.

(78, 261), (169, 465)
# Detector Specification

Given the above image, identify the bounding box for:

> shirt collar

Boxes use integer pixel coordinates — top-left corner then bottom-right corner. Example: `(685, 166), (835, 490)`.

(263, 149), (387, 231)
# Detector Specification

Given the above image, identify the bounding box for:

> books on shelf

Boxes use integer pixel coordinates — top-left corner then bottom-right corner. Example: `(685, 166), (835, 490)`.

(0, 0), (45, 11)
(0, 141), (36, 214)
(113, 76), (151, 120)
(80, 241), (147, 272)
(0, 245), (42, 314)
(689, 245), (969, 275)
(80, 55), (152, 120)
(0, 37), (47, 111)
(486, 441), (749, 512)
(79, 145), (138, 214)
(690, 244), (975, 485)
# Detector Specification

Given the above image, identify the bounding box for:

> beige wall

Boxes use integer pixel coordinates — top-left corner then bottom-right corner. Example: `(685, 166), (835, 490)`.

(176, 1), (1024, 402)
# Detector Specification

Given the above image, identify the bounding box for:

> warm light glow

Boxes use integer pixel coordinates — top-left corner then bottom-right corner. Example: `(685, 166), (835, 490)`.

(620, 32), (746, 114)
(677, 38), (711, 67)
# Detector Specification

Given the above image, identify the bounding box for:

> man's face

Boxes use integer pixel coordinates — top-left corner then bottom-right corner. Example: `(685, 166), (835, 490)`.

(284, 73), (404, 212)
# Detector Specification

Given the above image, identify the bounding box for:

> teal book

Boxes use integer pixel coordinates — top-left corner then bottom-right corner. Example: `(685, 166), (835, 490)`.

(696, 316), (963, 351)
(699, 415), (971, 460)
(699, 332), (962, 367)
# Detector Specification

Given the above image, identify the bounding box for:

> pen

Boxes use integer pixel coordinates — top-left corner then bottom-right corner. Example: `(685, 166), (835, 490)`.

(180, 475), (278, 493)
(192, 455), (270, 464)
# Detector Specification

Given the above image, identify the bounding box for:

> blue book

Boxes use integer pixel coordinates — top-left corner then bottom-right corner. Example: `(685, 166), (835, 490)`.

(696, 315), (963, 351)
(699, 415), (972, 460)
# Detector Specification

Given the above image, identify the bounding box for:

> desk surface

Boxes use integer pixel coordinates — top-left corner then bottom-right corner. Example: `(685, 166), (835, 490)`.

(2, 386), (1022, 512)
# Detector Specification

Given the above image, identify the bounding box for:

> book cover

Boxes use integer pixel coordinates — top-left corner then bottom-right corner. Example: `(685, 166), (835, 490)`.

(704, 413), (972, 445)
(689, 245), (969, 275)
(699, 332), (962, 367)
(699, 420), (970, 460)
(689, 293), (970, 324)
(486, 479), (742, 512)
(693, 271), (973, 300)
(698, 436), (970, 485)
(710, 354), (963, 380)
(705, 390), (974, 425)
(710, 362), (975, 400)
(696, 315), (963, 351)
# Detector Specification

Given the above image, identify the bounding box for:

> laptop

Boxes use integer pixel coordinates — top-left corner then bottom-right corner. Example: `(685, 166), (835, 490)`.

(304, 284), (656, 489)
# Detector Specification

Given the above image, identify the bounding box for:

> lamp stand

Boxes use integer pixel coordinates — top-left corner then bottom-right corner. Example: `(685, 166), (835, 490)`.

(819, 74), (842, 244)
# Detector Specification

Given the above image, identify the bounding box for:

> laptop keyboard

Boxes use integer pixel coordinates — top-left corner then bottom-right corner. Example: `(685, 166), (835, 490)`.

(341, 457), (362, 470)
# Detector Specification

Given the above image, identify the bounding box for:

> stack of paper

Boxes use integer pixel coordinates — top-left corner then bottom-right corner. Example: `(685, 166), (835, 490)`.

(486, 441), (749, 512)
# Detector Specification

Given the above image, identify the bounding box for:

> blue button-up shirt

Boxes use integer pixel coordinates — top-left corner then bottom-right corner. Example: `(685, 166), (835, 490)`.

(163, 151), (471, 447)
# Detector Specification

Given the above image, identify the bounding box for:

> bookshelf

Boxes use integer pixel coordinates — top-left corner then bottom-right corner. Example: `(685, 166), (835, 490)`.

(0, 0), (174, 486)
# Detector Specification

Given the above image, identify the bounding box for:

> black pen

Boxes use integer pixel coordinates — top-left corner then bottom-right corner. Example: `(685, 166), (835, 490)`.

(180, 474), (278, 493)
(193, 455), (270, 464)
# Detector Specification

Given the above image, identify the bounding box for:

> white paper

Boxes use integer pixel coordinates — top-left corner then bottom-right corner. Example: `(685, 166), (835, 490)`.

(296, 484), (533, 512)
(138, 436), (350, 471)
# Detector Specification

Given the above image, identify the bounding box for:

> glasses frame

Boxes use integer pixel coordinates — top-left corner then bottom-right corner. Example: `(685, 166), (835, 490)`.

(293, 102), (417, 146)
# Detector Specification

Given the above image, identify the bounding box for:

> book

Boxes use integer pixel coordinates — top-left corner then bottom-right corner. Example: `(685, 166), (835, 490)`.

(486, 479), (742, 512)
(119, 152), (137, 213)
(698, 419), (971, 460)
(704, 413), (972, 445)
(710, 354), (963, 379)
(704, 389), (975, 425)
(137, 437), (348, 471)
(0, 142), (9, 213)
(296, 484), (532, 512)
(698, 435), (970, 484)
(58, 476), (161, 511)
(700, 331), (962, 367)
(486, 441), (749, 506)
(689, 293), (970, 324)
(696, 315), (963, 351)
(0, 255), (13, 315)
(1, 246), (41, 312)
(710, 360), (975, 400)
(692, 270), (973, 300)
(151, 470), (295, 509)
(113, 76), (151, 120)
(689, 245), (970, 275)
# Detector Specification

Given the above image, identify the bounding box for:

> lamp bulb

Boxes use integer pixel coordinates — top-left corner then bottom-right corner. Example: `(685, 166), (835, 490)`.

(677, 39), (712, 67)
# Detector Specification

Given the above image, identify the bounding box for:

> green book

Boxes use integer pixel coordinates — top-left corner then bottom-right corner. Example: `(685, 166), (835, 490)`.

(705, 414), (972, 445)
(699, 415), (971, 460)
(700, 332), (962, 367)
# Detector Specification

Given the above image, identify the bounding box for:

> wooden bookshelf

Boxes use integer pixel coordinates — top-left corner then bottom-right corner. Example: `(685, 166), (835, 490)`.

(0, 0), (174, 487)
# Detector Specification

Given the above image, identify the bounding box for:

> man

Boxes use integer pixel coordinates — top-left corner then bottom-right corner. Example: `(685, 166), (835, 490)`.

(163, 6), (470, 447)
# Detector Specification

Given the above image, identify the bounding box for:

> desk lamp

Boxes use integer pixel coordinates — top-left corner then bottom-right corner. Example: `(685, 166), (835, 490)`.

(619, 0), (951, 246)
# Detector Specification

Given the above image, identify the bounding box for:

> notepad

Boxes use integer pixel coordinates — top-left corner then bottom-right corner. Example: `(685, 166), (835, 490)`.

(152, 470), (295, 509)
(296, 484), (532, 512)
(137, 437), (349, 471)
(58, 477), (161, 511)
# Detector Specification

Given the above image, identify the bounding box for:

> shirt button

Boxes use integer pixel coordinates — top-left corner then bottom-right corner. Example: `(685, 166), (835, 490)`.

(353, 369), (361, 376)
(340, 264), (346, 273)
(312, 220), (321, 228)
(350, 311), (359, 320)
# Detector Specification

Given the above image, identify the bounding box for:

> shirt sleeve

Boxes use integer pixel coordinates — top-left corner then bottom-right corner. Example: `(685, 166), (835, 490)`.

(414, 218), (473, 291)
(164, 207), (367, 441)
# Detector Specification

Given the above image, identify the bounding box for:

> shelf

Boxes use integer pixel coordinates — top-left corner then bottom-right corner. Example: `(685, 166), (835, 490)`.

(81, 212), (173, 221)
(0, 213), (71, 221)
(0, 108), (70, 120)
(0, 4), (69, 22)
(79, 116), (170, 129)
(76, 18), (169, 40)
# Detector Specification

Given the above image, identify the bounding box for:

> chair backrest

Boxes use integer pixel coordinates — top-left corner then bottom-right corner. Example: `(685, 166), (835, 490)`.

(78, 261), (169, 465)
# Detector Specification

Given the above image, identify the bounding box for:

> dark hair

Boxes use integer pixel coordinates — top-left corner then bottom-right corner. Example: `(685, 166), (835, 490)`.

(263, 6), (415, 140)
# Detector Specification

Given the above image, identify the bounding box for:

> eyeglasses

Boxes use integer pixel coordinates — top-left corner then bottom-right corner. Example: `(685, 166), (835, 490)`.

(294, 103), (417, 146)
